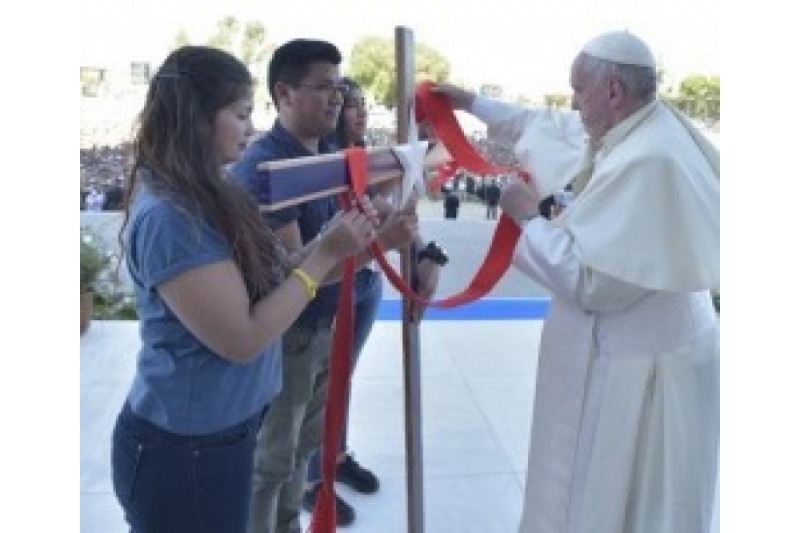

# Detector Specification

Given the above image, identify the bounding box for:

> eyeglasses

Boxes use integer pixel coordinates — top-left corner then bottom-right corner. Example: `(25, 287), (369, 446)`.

(293, 81), (349, 99)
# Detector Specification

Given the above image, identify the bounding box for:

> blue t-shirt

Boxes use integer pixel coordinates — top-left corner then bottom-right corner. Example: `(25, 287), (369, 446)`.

(125, 185), (282, 435)
(231, 120), (343, 324)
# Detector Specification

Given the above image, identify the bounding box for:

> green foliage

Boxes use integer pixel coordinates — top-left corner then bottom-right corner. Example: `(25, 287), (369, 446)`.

(93, 291), (139, 320)
(81, 227), (110, 292)
(174, 16), (272, 77)
(173, 29), (191, 49)
(240, 21), (272, 66)
(172, 16), (274, 115)
(670, 74), (720, 122)
(543, 94), (570, 108)
(207, 16), (241, 52)
(348, 37), (450, 108)
(81, 226), (138, 320)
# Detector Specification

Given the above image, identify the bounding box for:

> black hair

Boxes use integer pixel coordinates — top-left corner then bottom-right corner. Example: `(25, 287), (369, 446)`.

(267, 39), (342, 105)
(330, 77), (366, 148)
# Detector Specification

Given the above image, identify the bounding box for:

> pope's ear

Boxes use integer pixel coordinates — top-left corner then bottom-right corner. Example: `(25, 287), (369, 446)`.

(609, 77), (627, 106)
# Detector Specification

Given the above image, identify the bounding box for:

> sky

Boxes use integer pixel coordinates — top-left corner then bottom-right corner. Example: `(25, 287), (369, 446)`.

(80, 0), (720, 95)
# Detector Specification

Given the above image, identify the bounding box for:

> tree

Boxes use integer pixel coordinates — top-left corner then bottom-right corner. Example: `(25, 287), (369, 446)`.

(203, 17), (273, 76)
(348, 37), (450, 108)
(674, 74), (720, 122)
(173, 17), (275, 113)
(240, 21), (272, 67)
(173, 29), (191, 49)
(543, 94), (570, 109)
(207, 16), (240, 53)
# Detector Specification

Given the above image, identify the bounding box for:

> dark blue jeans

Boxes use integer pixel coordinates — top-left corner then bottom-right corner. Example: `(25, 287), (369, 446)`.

(306, 268), (383, 484)
(111, 402), (265, 533)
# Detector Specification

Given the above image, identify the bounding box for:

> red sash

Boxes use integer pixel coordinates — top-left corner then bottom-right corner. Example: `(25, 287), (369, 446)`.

(372, 80), (530, 307)
(309, 148), (365, 532)
(311, 85), (531, 531)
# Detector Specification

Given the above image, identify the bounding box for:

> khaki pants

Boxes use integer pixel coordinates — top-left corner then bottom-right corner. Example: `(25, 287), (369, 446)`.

(248, 321), (332, 533)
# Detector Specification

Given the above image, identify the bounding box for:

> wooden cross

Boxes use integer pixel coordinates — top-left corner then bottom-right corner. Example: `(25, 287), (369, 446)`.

(395, 26), (426, 533)
(255, 142), (450, 212)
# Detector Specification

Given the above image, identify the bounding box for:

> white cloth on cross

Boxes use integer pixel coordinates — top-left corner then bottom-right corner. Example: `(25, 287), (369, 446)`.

(391, 106), (429, 206)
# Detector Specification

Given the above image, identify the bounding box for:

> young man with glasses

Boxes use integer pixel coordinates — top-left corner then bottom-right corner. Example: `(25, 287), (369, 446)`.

(231, 38), (426, 532)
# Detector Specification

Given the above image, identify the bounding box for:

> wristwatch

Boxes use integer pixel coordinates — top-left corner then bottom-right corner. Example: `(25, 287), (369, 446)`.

(417, 241), (448, 266)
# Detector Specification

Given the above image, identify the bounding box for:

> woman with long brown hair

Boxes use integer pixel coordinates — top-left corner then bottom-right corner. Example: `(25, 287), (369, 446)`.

(110, 46), (376, 533)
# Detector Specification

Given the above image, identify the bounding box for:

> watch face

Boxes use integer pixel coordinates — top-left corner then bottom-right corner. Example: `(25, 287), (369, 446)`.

(418, 241), (447, 266)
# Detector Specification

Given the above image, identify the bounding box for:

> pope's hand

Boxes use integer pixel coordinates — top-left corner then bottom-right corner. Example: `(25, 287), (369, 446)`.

(318, 208), (375, 261)
(410, 256), (440, 323)
(499, 179), (542, 227)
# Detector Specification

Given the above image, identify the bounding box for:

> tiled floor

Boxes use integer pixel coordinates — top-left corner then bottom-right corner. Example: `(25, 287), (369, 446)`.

(81, 312), (721, 533)
(81, 318), (542, 533)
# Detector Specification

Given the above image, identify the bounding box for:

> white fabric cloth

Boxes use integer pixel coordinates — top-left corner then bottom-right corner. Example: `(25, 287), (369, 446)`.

(472, 97), (586, 199)
(565, 100), (719, 291)
(392, 106), (429, 205)
(471, 95), (720, 532)
(471, 96), (720, 292)
(514, 218), (719, 533)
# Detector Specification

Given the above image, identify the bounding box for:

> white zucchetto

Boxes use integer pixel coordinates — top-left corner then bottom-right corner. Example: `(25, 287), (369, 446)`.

(581, 30), (656, 68)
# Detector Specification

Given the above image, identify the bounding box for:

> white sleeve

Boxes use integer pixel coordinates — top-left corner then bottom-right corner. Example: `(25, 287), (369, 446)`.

(513, 218), (651, 313)
(471, 96), (587, 198)
(471, 96), (543, 147)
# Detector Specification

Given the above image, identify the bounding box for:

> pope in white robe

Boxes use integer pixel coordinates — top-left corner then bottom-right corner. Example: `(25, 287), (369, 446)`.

(435, 30), (719, 533)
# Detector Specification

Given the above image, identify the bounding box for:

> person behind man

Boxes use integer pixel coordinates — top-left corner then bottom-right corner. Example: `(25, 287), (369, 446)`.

(443, 188), (460, 219)
(231, 39), (435, 532)
(103, 177), (125, 210)
(110, 45), (376, 533)
(85, 183), (105, 211)
(301, 76), (384, 517)
(434, 30), (719, 533)
(484, 178), (502, 220)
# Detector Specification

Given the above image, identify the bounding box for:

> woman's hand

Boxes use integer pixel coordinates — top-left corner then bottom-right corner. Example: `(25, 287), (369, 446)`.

(318, 207), (375, 261)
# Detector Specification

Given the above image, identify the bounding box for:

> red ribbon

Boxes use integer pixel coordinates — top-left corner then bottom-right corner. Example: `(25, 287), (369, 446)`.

(309, 149), (366, 533)
(415, 81), (507, 175)
(311, 84), (532, 530)
(375, 80), (530, 308)
(426, 160), (459, 194)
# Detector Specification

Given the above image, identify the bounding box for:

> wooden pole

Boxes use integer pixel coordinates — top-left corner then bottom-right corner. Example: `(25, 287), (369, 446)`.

(395, 25), (425, 533)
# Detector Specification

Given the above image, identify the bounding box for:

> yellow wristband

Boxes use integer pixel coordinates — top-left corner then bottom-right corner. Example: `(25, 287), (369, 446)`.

(291, 268), (318, 300)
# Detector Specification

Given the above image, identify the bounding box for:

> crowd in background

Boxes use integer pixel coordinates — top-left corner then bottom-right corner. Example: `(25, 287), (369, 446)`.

(80, 128), (519, 213)
(80, 144), (131, 211)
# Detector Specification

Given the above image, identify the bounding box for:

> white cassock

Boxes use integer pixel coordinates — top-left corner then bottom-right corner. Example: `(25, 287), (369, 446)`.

(471, 96), (720, 533)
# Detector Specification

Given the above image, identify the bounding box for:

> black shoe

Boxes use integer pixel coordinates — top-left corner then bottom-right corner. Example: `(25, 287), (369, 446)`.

(301, 483), (355, 527)
(336, 453), (379, 494)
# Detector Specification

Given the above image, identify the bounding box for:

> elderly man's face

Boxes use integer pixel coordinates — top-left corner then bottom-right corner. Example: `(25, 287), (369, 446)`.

(569, 55), (613, 141)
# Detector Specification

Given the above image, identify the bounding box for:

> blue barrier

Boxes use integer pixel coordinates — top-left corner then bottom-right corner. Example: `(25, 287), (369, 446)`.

(376, 298), (550, 321)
